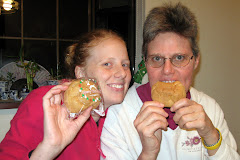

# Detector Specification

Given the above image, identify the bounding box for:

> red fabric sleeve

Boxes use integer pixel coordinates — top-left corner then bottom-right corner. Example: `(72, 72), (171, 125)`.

(0, 86), (53, 160)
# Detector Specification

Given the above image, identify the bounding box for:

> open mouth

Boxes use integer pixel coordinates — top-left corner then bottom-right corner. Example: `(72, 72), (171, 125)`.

(162, 80), (176, 83)
(109, 84), (123, 89)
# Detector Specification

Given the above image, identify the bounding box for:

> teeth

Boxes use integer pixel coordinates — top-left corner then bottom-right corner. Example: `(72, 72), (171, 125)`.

(110, 84), (123, 88)
(162, 81), (175, 83)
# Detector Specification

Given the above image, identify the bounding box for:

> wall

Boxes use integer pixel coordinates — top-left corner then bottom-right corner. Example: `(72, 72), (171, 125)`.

(137, 0), (240, 154)
(1, 0), (239, 153)
(0, 109), (17, 142)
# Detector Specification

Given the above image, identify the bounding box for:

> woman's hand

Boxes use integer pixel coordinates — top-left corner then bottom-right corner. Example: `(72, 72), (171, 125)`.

(30, 83), (92, 159)
(134, 101), (168, 160)
(171, 98), (220, 155)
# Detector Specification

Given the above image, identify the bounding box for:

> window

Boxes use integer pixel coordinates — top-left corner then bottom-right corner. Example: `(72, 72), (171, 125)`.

(0, 0), (136, 83)
(0, 0), (91, 78)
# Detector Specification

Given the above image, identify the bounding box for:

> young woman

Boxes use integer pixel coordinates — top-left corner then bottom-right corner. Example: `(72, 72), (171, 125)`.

(0, 29), (131, 159)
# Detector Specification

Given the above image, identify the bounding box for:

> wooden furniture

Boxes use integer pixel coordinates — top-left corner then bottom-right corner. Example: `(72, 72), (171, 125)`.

(0, 100), (21, 109)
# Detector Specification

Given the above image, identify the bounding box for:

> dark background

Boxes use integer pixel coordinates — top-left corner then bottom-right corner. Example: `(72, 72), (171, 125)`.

(0, 0), (135, 83)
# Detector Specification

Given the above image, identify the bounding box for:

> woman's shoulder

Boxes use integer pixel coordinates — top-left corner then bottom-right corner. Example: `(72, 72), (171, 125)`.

(107, 84), (142, 118)
(190, 87), (222, 117)
(29, 85), (54, 97)
(190, 87), (217, 104)
(17, 85), (54, 112)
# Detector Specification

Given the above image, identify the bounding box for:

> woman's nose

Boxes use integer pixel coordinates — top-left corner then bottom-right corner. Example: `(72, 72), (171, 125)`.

(162, 59), (175, 75)
(114, 65), (127, 78)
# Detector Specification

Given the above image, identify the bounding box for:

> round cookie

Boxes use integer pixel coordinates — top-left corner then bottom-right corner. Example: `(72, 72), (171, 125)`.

(64, 78), (101, 113)
(151, 81), (186, 107)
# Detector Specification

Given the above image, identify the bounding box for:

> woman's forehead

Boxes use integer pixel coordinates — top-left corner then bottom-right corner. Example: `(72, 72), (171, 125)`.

(148, 33), (192, 56)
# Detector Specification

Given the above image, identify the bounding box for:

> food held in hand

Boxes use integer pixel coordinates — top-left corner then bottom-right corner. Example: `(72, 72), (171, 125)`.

(64, 78), (101, 113)
(151, 81), (186, 107)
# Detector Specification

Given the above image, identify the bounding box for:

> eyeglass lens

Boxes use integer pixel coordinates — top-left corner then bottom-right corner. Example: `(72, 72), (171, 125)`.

(147, 54), (193, 68)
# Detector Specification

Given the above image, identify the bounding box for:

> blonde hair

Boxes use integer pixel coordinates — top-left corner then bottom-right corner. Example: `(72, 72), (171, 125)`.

(65, 29), (125, 78)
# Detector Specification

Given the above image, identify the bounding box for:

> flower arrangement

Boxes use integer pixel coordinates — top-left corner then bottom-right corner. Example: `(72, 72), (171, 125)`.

(0, 75), (7, 81)
(6, 72), (16, 84)
(16, 46), (41, 92)
(49, 67), (62, 80)
(0, 72), (16, 91)
(6, 72), (16, 90)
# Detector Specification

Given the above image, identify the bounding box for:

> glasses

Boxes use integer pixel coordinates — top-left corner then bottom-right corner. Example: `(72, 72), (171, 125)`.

(146, 54), (194, 68)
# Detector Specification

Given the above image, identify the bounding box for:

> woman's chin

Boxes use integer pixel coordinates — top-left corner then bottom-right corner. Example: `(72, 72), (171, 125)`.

(105, 97), (124, 108)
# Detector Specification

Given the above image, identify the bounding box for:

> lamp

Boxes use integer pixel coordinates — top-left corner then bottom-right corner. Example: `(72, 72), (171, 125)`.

(0, 0), (19, 15)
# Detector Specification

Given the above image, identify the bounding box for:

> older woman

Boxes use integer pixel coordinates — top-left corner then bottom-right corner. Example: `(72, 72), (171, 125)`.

(100, 3), (239, 160)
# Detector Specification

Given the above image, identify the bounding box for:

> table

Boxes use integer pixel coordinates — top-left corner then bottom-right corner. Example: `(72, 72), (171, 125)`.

(0, 100), (21, 109)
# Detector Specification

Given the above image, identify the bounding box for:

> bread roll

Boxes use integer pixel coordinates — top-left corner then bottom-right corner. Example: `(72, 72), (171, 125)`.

(64, 78), (101, 113)
(151, 81), (186, 107)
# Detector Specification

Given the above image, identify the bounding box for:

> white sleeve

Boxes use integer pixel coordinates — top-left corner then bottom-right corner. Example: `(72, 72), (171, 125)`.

(101, 107), (135, 160)
(204, 101), (240, 159)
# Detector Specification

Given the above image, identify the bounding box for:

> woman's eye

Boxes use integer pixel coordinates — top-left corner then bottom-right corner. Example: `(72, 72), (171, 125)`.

(152, 56), (162, 62)
(122, 63), (130, 68)
(104, 63), (111, 66)
(175, 55), (185, 61)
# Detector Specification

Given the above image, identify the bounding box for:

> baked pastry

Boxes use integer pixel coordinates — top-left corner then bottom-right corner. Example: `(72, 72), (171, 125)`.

(151, 81), (186, 107)
(64, 78), (101, 113)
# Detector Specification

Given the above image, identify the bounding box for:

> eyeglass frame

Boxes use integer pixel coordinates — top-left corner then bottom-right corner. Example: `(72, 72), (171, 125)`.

(145, 54), (194, 68)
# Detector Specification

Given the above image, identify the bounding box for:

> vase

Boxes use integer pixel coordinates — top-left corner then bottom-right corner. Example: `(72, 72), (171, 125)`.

(0, 81), (8, 93)
(26, 73), (33, 92)
(47, 80), (59, 85)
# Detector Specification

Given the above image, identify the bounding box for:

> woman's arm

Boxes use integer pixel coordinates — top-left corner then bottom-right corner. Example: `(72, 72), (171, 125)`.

(30, 83), (92, 159)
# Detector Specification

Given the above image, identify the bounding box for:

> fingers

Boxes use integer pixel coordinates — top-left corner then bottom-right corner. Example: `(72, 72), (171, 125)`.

(170, 98), (196, 112)
(134, 102), (168, 156)
(134, 101), (168, 132)
(171, 99), (213, 131)
(173, 103), (201, 123)
(74, 106), (92, 128)
(176, 111), (205, 129)
(43, 84), (69, 109)
(139, 101), (164, 112)
(58, 79), (72, 84)
(135, 112), (169, 133)
(59, 82), (71, 104)
(136, 101), (167, 121)
(137, 101), (168, 118)
(60, 82), (72, 87)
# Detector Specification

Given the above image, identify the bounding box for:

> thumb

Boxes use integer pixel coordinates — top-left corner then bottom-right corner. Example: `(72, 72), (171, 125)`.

(74, 106), (92, 128)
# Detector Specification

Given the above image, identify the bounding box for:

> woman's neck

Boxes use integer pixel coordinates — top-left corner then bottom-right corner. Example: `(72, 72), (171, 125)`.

(91, 113), (100, 122)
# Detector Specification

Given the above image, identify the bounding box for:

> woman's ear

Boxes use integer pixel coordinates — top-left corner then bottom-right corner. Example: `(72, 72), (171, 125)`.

(194, 54), (200, 70)
(75, 66), (85, 79)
